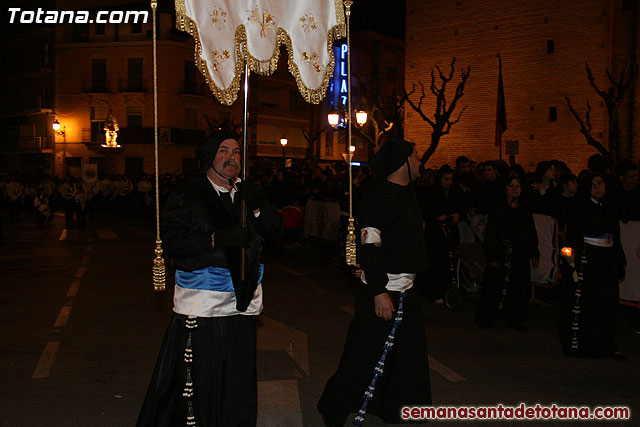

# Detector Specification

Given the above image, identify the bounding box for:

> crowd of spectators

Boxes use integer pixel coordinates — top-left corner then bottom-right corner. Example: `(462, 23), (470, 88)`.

(1, 152), (639, 345)
(0, 173), (158, 229)
(1, 153), (638, 245)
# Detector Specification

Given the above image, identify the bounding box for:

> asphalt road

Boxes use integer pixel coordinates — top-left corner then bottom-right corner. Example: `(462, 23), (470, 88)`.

(1, 212), (639, 426)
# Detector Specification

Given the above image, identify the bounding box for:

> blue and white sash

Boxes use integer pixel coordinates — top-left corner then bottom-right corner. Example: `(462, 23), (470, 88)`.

(173, 265), (264, 317)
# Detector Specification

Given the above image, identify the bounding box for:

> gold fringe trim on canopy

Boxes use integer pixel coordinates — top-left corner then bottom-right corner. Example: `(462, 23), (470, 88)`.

(175, 0), (346, 106)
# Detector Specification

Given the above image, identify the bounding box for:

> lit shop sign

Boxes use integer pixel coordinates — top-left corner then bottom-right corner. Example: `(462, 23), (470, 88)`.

(337, 43), (348, 107)
(330, 43), (348, 108)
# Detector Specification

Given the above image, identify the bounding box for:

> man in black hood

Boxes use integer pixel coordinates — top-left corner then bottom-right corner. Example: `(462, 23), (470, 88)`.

(318, 138), (431, 426)
(138, 131), (283, 427)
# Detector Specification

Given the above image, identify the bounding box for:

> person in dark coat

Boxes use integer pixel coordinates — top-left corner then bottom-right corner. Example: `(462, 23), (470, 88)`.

(613, 159), (640, 223)
(471, 160), (502, 215)
(476, 176), (539, 331)
(318, 139), (431, 426)
(423, 165), (466, 301)
(560, 173), (626, 358)
(137, 132), (283, 427)
(537, 173), (579, 233)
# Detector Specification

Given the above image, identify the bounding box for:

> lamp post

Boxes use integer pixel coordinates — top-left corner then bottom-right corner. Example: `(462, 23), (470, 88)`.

(53, 118), (67, 176)
(327, 108), (368, 155)
(280, 135), (288, 168)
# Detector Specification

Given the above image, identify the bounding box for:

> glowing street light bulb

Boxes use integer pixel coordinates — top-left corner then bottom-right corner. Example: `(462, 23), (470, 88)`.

(355, 110), (367, 126)
(327, 109), (340, 127)
(52, 119), (61, 131)
(349, 145), (356, 153)
(280, 136), (288, 147)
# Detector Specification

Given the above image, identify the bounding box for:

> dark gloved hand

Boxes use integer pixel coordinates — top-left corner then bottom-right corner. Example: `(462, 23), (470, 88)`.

(237, 182), (261, 212)
(215, 224), (250, 248)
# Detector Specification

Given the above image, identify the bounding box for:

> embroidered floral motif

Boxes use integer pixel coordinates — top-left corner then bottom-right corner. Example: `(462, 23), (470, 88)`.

(301, 51), (322, 73)
(300, 13), (317, 34)
(210, 6), (227, 30)
(211, 49), (231, 72)
(247, 6), (275, 39)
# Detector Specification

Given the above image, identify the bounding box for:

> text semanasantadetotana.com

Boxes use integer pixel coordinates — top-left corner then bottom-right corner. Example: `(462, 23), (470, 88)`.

(8, 8), (148, 24)
(401, 403), (630, 420)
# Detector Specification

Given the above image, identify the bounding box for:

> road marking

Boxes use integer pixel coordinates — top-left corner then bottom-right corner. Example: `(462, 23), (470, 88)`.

(97, 228), (118, 240)
(257, 380), (303, 427)
(67, 281), (81, 297)
(32, 342), (60, 379)
(75, 266), (86, 279)
(54, 306), (72, 328)
(278, 265), (327, 295)
(258, 315), (309, 377)
(428, 356), (467, 382)
(341, 305), (355, 317)
(80, 255), (90, 265)
(58, 229), (67, 241)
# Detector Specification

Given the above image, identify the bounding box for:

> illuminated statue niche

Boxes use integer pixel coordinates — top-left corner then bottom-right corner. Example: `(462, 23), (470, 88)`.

(102, 110), (121, 148)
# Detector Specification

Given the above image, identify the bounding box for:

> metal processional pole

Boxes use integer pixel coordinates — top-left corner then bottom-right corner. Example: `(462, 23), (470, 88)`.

(240, 55), (250, 281)
(344, 0), (357, 266)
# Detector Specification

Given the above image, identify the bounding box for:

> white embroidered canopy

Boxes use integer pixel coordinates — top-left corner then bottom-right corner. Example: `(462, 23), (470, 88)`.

(175, 0), (346, 105)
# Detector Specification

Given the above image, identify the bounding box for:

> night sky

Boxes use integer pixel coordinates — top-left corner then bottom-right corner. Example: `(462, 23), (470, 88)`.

(350, 0), (405, 41)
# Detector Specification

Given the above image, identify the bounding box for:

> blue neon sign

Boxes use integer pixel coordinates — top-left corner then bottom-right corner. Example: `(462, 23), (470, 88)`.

(339, 44), (348, 107)
(329, 43), (348, 128)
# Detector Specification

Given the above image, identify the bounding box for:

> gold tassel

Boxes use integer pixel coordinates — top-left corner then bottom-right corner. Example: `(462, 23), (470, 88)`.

(151, 0), (165, 292)
(346, 218), (357, 266)
(153, 240), (165, 292)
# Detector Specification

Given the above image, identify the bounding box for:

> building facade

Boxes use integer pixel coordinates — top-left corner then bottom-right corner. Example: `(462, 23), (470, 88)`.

(405, 0), (639, 172)
(0, 1), (405, 177)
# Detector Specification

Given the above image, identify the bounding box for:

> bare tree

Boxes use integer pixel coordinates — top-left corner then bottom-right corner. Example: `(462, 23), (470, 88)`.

(203, 114), (242, 139)
(302, 126), (325, 159)
(354, 82), (405, 154)
(566, 58), (638, 163)
(403, 58), (470, 165)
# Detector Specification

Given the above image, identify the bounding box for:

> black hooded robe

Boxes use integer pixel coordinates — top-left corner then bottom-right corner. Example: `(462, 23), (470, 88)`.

(559, 196), (625, 357)
(318, 180), (431, 425)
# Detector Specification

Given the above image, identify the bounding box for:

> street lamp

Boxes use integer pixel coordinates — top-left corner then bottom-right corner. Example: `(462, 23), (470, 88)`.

(327, 108), (340, 128)
(280, 135), (287, 168)
(355, 110), (368, 127)
(53, 118), (63, 134)
(327, 108), (368, 129)
(53, 118), (67, 176)
(327, 107), (368, 155)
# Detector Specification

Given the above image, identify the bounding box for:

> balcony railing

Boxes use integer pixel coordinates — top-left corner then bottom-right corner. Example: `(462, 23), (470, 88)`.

(110, 127), (205, 145)
(118, 78), (148, 93)
(81, 79), (110, 93)
(3, 54), (52, 77)
(0, 136), (52, 153)
(117, 127), (154, 144)
(0, 96), (52, 115)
